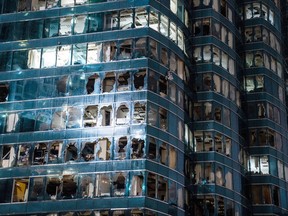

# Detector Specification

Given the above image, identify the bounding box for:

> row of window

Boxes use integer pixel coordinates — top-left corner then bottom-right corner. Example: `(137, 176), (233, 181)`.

(246, 101), (280, 124)
(193, 45), (235, 76)
(248, 155), (288, 181)
(249, 128), (282, 150)
(245, 50), (283, 79)
(193, 162), (233, 190)
(243, 3), (277, 27)
(0, 136), (180, 167)
(193, 131), (231, 157)
(194, 72), (241, 107)
(0, 171), (186, 209)
(193, 102), (231, 127)
(244, 75), (285, 103)
(0, 7), (186, 51)
(193, 17), (234, 49)
(244, 26), (281, 54)
(0, 0), (122, 14)
(192, 0), (234, 23)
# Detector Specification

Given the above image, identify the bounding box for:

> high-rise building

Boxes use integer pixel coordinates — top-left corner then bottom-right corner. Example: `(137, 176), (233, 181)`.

(0, 0), (288, 216)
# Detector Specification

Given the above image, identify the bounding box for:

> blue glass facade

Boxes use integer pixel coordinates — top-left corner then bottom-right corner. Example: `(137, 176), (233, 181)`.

(0, 0), (288, 216)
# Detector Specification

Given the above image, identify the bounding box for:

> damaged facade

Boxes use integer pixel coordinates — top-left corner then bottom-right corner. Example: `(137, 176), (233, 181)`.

(0, 0), (191, 215)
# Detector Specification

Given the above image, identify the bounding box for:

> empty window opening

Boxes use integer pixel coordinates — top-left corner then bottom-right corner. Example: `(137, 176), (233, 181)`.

(159, 107), (168, 130)
(81, 141), (96, 161)
(46, 177), (61, 200)
(134, 70), (146, 90)
(29, 177), (44, 201)
(113, 172), (126, 196)
(116, 104), (129, 125)
(17, 144), (30, 166)
(147, 173), (156, 198)
(130, 175), (143, 196)
(133, 102), (146, 124)
(49, 141), (62, 163)
(117, 72), (130, 91)
(12, 179), (29, 202)
(159, 75), (167, 96)
(59, 17), (72, 36)
(119, 39), (132, 59)
(97, 138), (111, 160)
(87, 43), (102, 64)
(115, 137), (127, 160)
(100, 105), (112, 126)
(51, 110), (67, 130)
(83, 105), (98, 127)
(80, 176), (94, 198)
(102, 72), (115, 93)
(74, 15), (87, 34)
(0, 83), (9, 102)
(103, 42), (117, 62)
(65, 143), (78, 162)
(62, 175), (77, 199)
(1, 145), (15, 168)
(131, 138), (144, 159)
(86, 73), (100, 94)
(158, 176), (168, 201)
(96, 174), (110, 196)
(134, 38), (147, 58)
(160, 143), (167, 165)
(33, 143), (48, 165)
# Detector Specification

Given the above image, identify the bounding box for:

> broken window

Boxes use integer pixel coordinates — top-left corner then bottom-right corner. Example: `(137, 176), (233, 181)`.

(134, 37), (147, 58)
(95, 174), (111, 197)
(130, 174), (143, 196)
(51, 110), (67, 130)
(27, 49), (41, 69)
(133, 102), (146, 124)
(67, 107), (82, 129)
(160, 143), (167, 165)
(74, 15), (87, 34)
(57, 45), (71, 66)
(120, 9), (133, 29)
(1, 145), (16, 167)
(159, 14), (168, 36)
(113, 172), (126, 196)
(214, 107), (221, 122)
(62, 175), (77, 199)
(83, 105), (98, 127)
(147, 173), (156, 198)
(204, 132), (213, 151)
(72, 43), (87, 65)
(46, 177), (61, 200)
(104, 11), (118, 30)
(116, 104), (129, 125)
(41, 47), (56, 68)
(158, 176), (168, 201)
(149, 39), (158, 60)
(59, 17), (72, 36)
(131, 138), (144, 159)
(56, 76), (69, 96)
(87, 43), (102, 64)
(115, 137), (127, 160)
(203, 18), (211, 35)
(48, 141), (62, 163)
(80, 175), (94, 198)
(148, 104), (157, 126)
(100, 105), (112, 126)
(29, 177), (44, 201)
(135, 7), (148, 28)
(148, 137), (156, 160)
(119, 39), (132, 60)
(159, 75), (167, 96)
(160, 47), (168, 66)
(169, 146), (177, 169)
(117, 72), (130, 91)
(0, 83), (9, 102)
(159, 107), (168, 130)
(134, 69), (146, 90)
(81, 141), (96, 161)
(65, 142), (78, 162)
(86, 73), (100, 94)
(17, 144), (30, 166)
(97, 138), (111, 160)
(169, 22), (177, 43)
(103, 42), (117, 62)
(102, 72), (115, 93)
(33, 143), (48, 165)
(12, 178), (29, 202)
